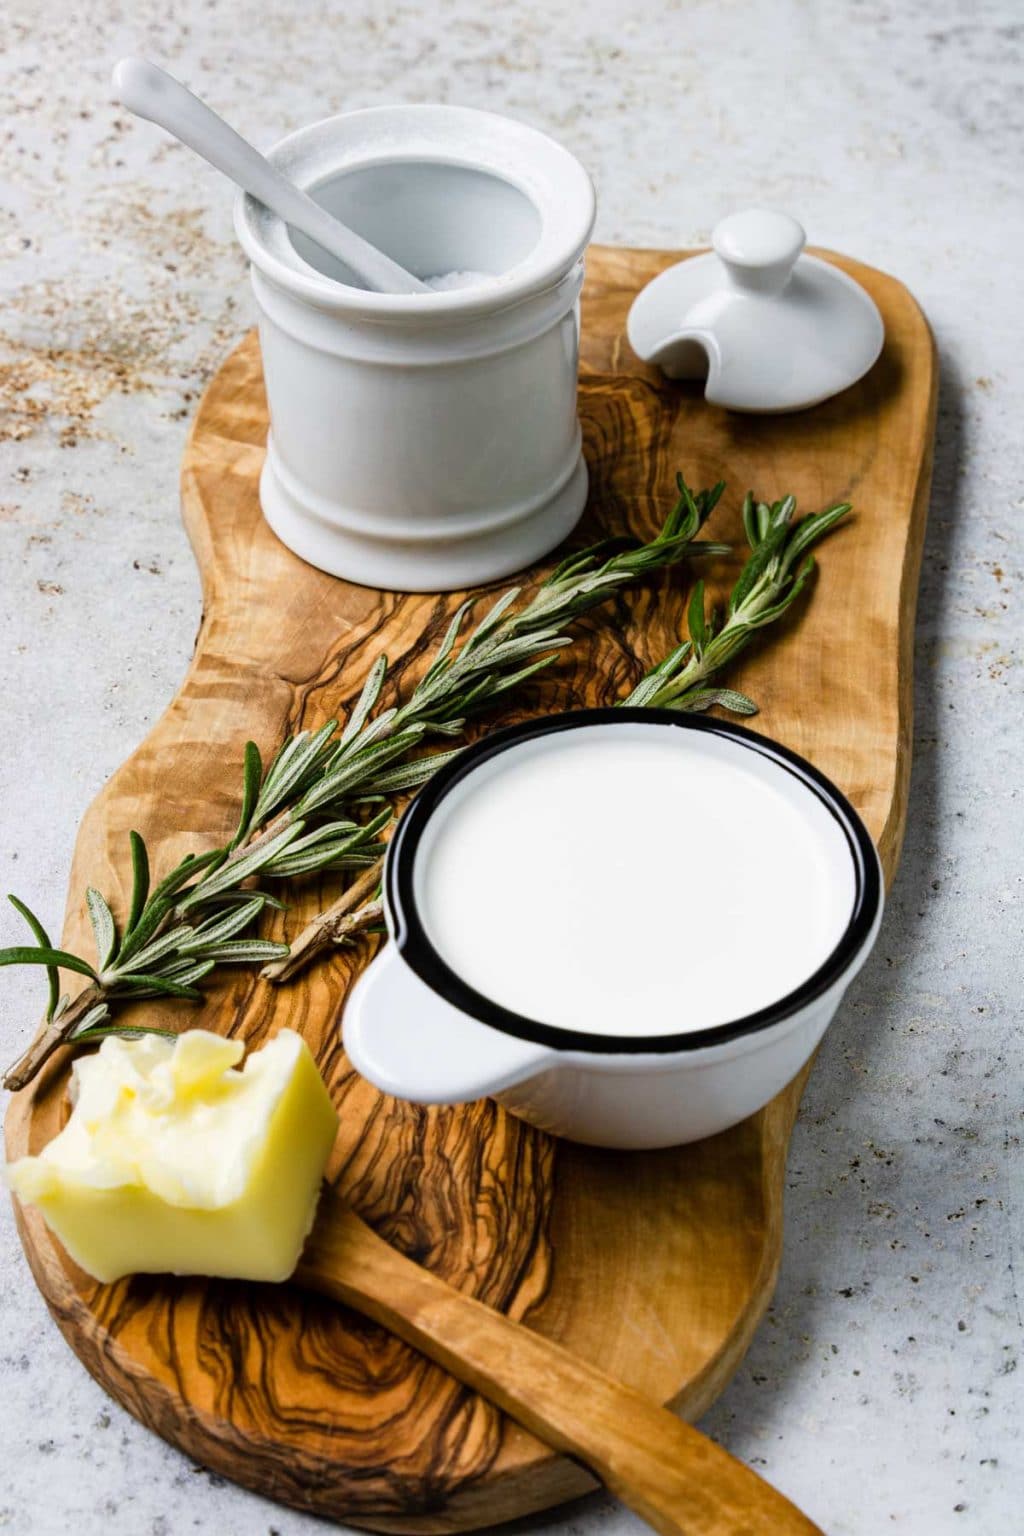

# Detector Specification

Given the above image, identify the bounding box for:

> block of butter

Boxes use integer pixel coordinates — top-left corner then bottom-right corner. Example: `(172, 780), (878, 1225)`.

(5, 1028), (338, 1284)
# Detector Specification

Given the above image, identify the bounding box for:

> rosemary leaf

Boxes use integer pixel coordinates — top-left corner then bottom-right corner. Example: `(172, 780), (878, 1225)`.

(253, 719), (338, 824)
(175, 822), (307, 911)
(741, 491), (760, 551)
(69, 1002), (112, 1037)
(230, 742), (263, 851)
(676, 687), (759, 715)
(153, 959), (219, 988)
(116, 923), (195, 974)
(0, 946), (98, 980)
(70, 1021), (179, 1047)
(125, 832), (150, 936)
(337, 656), (388, 747)
(366, 750), (465, 795)
(115, 895), (175, 968)
(7, 895), (60, 1022)
(86, 888), (118, 971)
(107, 972), (208, 1001)
(176, 939), (290, 965)
(687, 580), (708, 656)
(179, 895), (269, 949)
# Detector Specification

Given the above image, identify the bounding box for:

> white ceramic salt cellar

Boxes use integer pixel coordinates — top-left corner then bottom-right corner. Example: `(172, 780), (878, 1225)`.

(234, 106), (596, 592)
(627, 208), (884, 413)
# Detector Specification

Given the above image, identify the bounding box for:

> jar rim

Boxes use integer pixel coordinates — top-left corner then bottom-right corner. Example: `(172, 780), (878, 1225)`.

(234, 104), (596, 320)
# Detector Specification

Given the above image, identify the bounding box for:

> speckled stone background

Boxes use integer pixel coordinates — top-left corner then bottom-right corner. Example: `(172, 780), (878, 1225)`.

(0, 1), (1020, 1532)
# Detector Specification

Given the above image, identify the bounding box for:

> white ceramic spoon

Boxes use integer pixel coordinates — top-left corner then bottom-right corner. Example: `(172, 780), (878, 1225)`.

(112, 58), (428, 296)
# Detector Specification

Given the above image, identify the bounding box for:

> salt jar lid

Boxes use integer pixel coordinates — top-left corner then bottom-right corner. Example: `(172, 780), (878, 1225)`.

(626, 208), (884, 413)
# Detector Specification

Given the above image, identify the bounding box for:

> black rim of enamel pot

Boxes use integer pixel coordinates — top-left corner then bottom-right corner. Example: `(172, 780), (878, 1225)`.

(384, 708), (883, 1056)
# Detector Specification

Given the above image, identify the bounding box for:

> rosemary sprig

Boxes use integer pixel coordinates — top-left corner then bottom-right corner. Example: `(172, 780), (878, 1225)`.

(234, 472), (727, 836)
(0, 860), (292, 1089)
(2, 478), (726, 1089)
(624, 491), (851, 712)
(263, 487), (851, 984)
(137, 472), (726, 894)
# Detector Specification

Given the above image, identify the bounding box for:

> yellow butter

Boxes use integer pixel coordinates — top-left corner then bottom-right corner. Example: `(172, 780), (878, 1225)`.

(5, 1028), (338, 1284)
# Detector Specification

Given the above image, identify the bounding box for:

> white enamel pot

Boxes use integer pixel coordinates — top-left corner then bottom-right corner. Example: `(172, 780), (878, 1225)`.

(234, 105), (596, 592)
(343, 711), (884, 1150)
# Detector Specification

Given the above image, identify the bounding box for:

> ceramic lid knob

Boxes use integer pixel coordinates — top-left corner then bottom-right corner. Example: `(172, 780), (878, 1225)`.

(712, 209), (806, 296)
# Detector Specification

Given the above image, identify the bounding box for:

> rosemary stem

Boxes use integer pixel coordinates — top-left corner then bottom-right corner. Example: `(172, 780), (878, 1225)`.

(191, 806), (294, 890)
(3, 983), (106, 1092)
(261, 860), (384, 983)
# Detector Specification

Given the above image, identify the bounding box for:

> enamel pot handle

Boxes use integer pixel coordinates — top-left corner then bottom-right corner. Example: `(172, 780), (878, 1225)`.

(343, 946), (553, 1104)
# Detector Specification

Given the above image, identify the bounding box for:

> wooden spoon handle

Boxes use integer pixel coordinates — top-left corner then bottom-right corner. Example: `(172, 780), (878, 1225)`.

(297, 1194), (823, 1536)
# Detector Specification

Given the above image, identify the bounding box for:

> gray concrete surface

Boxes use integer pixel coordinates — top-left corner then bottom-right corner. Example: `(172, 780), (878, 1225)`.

(0, 1), (1020, 1532)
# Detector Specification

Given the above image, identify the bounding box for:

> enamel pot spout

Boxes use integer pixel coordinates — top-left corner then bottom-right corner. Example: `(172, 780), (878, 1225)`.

(344, 948), (554, 1105)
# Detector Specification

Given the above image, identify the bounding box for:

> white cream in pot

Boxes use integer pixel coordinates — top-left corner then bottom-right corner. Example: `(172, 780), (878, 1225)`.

(414, 730), (856, 1037)
(343, 712), (884, 1149)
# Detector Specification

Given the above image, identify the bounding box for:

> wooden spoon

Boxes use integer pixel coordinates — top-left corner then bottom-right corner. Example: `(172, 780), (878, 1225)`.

(299, 1190), (823, 1536)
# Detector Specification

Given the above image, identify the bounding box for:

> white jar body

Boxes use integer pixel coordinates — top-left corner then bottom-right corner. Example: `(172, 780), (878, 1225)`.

(251, 267), (588, 591)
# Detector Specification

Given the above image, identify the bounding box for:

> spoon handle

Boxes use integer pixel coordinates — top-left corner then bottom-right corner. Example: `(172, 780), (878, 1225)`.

(298, 1194), (823, 1536)
(112, 58), (427, 295)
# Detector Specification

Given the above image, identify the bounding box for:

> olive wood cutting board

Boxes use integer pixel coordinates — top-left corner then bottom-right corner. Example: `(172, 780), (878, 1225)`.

(6, 245), (937, 1532)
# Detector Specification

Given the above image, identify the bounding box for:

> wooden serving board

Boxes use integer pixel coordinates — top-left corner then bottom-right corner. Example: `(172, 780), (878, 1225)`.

(7, 246), (936, 1533)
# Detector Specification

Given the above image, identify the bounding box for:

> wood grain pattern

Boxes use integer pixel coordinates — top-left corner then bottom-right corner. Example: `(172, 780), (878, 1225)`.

(5, 246), (937, 1533)
(297, 1192), (824, 1536)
